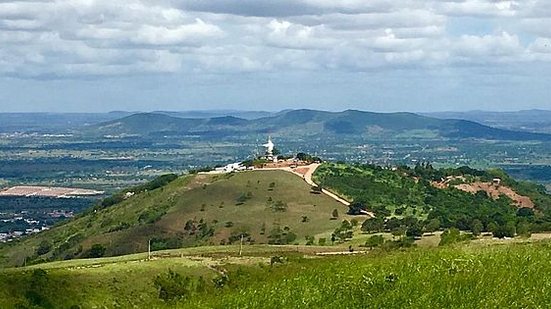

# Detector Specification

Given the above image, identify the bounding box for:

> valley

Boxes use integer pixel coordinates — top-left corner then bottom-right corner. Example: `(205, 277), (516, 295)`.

(1, 110), (551, 195)
(1, 110), (551, 308)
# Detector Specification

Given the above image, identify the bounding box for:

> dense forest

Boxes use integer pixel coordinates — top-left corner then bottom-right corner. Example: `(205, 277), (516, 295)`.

(314, 163), (551, 238)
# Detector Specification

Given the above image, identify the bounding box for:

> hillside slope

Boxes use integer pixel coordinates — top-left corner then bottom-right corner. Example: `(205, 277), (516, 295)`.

(3, 241), (551, 308)
(0, 170), (347, 267)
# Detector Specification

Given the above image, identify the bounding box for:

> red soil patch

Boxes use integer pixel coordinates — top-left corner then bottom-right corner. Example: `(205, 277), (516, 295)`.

(432, 177), (534, 209)
(293, 167), (310, 177)
(454, 182), (534, 208)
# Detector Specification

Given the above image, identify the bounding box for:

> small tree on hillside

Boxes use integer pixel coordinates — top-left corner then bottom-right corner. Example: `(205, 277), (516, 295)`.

(470, 219), (483, 237)
(516, 220), (532, 238)
(364, 235), (385, 249)
(331, 209), (339, 220)
(391, 226), (406, 239)
(424, 218), (440, 235)
(88, 244), (106, 258)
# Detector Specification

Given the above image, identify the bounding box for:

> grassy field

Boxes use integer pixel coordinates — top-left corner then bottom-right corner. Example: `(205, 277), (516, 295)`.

(0, 170), (350, 267)
(4, 240), (551, 308)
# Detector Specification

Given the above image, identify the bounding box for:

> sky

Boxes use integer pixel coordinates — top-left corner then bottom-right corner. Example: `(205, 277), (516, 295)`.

(1, 0), (551, 113)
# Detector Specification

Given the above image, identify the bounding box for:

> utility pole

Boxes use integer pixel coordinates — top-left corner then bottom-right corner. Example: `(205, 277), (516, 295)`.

(239, 234), (244, 256)
(148, 239), (151, 261)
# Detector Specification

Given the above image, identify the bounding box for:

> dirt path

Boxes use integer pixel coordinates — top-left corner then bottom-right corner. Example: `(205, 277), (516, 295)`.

(290, 164), (351, 206)
(293, 164), (375, 217)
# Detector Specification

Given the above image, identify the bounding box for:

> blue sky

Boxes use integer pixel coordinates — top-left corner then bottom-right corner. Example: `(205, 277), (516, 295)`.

(1, 0), (550, 112)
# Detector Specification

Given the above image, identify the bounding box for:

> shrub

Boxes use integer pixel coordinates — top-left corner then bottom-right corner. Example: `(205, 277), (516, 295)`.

(86, 244), (106, 258)
(439, 228), (473, 246)
(271, 200), (288, 212)
(154, 269), (199, 301)
(331, 209), (339, 220)
(36, 241), (52, 256)
(364, 235), (385, 248)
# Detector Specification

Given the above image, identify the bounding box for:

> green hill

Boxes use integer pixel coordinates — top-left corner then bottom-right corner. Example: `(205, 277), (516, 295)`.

(314, 162), (551, 236)
(86, 109), (551, 141)
(2, 163), (551, 307)
(0, 170), (348, 267)
(3, 240), (551, 308)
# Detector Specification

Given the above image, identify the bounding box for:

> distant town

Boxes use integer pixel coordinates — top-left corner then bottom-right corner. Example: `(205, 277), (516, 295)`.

(0, 185), (103, 242)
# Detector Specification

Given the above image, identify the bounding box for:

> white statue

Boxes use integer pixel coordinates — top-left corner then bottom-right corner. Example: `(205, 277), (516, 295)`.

(263, 137), (274, 156)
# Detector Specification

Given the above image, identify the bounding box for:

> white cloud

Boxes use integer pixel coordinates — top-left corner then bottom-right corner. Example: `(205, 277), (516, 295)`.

(452, 32), (524, 61)
(0, 0), (550, 78)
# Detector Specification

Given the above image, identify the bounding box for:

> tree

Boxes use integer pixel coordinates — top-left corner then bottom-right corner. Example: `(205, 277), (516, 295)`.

(487, 222), (498, 234)
(88, 244), (106, 258)
(439, 228), (469, 246)
(361, 217), (384, 233)
(406, 224), (423, 238)
(424, 218), (440, 235)
(517, 220), (532, 238)
(391, 226), (406, 239)
(331, 209), (339, 220)
(364, 235), (384, 248)
(493, 221), (516, 238)
(35, 240), (52, 256)
(517, 207), (535, 218)
(470, 219), (483, 236)
(347, 202), (366, 215)
(271, 200), (288, 212)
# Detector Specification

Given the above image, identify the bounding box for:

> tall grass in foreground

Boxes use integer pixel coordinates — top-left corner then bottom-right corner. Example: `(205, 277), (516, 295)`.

(189, 242), (551, 308)
(3, 242), (551, 308)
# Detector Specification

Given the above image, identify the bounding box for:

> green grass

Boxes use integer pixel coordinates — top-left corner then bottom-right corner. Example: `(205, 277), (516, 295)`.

(4, 241), (551, 308)
(0, 170), (348, 267)
(189, 241), (551, 308)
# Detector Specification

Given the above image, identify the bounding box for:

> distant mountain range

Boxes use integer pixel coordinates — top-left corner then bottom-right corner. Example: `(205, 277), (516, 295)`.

(423, 110), (551, 134)
(87, 109), (551, 141)
(0, 110), (276, 133)
(2, 109), (551, 141)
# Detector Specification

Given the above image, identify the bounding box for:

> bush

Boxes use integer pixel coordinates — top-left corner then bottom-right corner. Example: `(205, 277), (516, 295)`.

(154, 269), (200, 301)
(439, 228), (473, 246)
(493, 222), (516, 239)
(36, 241), (52, 256)
(271, 200), (288, 212)
(364, 235), (385, 248)
(86, 244), (106, 258)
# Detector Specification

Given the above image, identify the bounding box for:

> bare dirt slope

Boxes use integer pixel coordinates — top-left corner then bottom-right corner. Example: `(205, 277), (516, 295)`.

(433, 176), (534, 208)
(454, 182), (534, 208)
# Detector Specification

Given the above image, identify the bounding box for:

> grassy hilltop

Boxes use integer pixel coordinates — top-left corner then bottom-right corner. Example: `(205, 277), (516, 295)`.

(0, 170), (349, 267)
(1, 162), (551, 307)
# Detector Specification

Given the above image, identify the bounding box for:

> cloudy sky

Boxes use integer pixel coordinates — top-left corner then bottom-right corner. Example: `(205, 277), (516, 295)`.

(1, 0), (550, 112)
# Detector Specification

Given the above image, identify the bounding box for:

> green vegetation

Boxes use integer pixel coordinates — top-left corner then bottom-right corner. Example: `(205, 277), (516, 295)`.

(0, 171), (346, 267)
(3, 241), (551, 308)
(96, 173), (178, 209)
(315, 162), (551, 237)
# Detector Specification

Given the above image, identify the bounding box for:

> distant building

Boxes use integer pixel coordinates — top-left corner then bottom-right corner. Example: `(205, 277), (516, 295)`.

(214, 162), (248, 173)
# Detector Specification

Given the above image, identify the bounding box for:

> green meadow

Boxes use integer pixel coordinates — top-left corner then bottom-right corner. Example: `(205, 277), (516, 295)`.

(3, 241), (551, 308)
